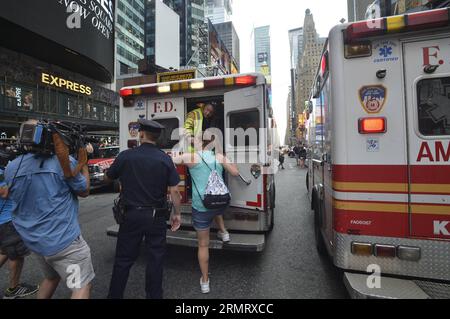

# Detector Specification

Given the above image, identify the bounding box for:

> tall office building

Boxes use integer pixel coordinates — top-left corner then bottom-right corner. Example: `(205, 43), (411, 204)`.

(288, 28), (304, 71)
(253, 25), (271, 77)
(205, 0), (233, 24)
(214, 21), (240, 71)
(116, 0), (145, 75)
(295, 9), (325, 141)
(141, 0), (180, 74)
(163, 0), (207, 68)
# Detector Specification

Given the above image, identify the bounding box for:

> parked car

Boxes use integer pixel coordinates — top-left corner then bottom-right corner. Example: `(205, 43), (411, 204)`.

(88, 146), (120, 192)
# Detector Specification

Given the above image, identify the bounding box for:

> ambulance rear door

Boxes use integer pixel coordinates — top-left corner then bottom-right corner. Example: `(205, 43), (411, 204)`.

(403, 34), (450, 239)
(224, 85), (267, 210)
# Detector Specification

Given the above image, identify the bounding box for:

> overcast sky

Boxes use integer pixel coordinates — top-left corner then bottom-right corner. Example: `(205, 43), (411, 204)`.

(231, 0), (348, 143)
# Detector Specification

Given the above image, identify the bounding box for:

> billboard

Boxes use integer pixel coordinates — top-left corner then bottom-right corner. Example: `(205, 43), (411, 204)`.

(155, 0), (180, 70)
(0, 0), (115, 82)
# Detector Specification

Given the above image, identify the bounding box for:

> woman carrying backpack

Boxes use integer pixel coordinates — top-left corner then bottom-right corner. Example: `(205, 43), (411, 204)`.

(172, 136), (239, 294)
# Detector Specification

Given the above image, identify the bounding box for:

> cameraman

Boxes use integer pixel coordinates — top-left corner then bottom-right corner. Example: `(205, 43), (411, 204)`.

(1, 120), (94, 299)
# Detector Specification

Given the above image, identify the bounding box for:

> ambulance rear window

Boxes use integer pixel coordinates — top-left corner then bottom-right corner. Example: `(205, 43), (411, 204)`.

(154, 118), (180, 149)
(417, 77), (450, 136)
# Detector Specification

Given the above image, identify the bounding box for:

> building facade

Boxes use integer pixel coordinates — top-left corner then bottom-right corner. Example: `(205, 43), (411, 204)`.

(0, 1), (118, 138)
(295, 9), (325, 142)
(214, 21), (240, 71)
(253, 25), (272, 78)
(347, 0), (375, 21)
(163, 0), (207, 68)
(205, 0), (233, 24)
(288, 27), (304, 71)
(140, 0), (180, 74)
(116, 0), (145, 75)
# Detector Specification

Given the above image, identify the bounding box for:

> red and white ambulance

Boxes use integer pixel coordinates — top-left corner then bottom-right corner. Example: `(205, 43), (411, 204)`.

(307, 8), (450, 298)
(109, 73), (278, 251)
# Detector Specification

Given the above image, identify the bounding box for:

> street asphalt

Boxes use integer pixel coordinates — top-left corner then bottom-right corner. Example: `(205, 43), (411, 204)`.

(0, 158), (348, 299)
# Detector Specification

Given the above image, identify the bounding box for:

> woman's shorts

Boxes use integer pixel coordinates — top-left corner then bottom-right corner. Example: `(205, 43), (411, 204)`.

(192, 207), (225, 231)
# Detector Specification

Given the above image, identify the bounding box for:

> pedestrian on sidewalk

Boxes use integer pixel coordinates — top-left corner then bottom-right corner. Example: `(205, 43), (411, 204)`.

(172, 135), (239, 294)
(299, 145), (307, 169)
(278, 147), (285, 170)
(293, 144), (301, 166)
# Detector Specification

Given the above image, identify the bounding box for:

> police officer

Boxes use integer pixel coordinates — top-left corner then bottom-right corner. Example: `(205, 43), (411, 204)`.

(106, 119), (182, 299)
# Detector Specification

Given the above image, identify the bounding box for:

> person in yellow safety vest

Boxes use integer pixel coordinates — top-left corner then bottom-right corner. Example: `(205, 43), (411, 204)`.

(183, 102), (231, 244)
(184, 103), (216, 153)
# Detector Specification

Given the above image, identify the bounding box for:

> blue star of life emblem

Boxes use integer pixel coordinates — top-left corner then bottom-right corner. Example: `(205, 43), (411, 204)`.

(379, 45), (393, 58)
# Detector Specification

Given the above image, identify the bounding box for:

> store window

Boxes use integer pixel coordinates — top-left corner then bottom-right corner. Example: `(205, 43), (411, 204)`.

(60, 93), (83, 118)
(38, 86), (58, 114)
(3, 84), (34, 111)
(417, 77), (450, 136)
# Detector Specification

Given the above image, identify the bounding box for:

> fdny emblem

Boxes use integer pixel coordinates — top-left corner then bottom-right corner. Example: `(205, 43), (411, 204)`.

(359, 85), (387, 114)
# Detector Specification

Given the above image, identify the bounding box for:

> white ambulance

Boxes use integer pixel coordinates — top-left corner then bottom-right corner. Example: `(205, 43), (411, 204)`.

(307, 8), (450, 298)
(109, 73), (278, 252)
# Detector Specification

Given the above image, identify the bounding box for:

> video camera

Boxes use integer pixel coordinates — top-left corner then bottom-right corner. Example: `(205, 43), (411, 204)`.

(19, 120), (98, 156)
(9, 120), (99, 178)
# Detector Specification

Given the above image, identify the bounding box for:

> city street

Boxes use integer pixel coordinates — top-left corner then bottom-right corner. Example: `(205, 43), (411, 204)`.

(0, 158), (348, 299)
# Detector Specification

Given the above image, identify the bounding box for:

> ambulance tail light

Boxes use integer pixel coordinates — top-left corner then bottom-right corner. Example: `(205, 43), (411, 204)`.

(397, 246), (421, 262)
(351, 242), (373, 256)
(358, 117), (387, 134)
(374, 244), (396, 258)
(235, 75), (257, 86)
(120, 88), (133, 98)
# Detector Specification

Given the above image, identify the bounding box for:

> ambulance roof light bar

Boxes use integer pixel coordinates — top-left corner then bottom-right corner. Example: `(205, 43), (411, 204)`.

(345, 8), (450, 43)
(119, 74), (258, 98)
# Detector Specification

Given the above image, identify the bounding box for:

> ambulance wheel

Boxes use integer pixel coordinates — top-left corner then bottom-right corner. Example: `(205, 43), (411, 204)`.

(112, 180), (121, 193)
(314, 200), (327, 255)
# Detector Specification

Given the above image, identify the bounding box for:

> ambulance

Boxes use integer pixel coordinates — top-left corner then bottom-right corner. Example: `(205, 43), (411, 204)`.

(307, 8), (450, 298)
(109, 73), (278, 252)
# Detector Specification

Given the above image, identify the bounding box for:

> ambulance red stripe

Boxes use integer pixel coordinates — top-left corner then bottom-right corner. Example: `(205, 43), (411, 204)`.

(333, 209), (408, 238)
(410, 165), (450, 184)
(333, 165), (407, 183)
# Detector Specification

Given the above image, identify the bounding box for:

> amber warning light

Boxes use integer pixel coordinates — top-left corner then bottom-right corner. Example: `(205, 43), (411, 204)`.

(358, 117), (387, 134)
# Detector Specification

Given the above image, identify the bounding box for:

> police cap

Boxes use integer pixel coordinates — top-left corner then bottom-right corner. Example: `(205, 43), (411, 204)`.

(138, 119), (165, 133)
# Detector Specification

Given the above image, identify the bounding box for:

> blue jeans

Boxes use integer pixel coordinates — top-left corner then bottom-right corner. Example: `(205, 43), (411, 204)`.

(192, 207), (225, 231)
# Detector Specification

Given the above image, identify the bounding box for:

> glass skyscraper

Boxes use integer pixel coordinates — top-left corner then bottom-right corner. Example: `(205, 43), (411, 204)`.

(115, 0), (145, 74)
(253, 25), (271, 76)
(163, 0), (206, 67)
(205, 0), (232, 24)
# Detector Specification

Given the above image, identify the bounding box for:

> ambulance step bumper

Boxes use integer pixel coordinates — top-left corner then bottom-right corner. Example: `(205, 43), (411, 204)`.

(344, 273), (430, 299)
(106, 225), (265, 252)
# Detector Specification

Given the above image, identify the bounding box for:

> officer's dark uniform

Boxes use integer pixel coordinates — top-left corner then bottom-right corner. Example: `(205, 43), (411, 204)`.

(106, 119), (180, 299)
